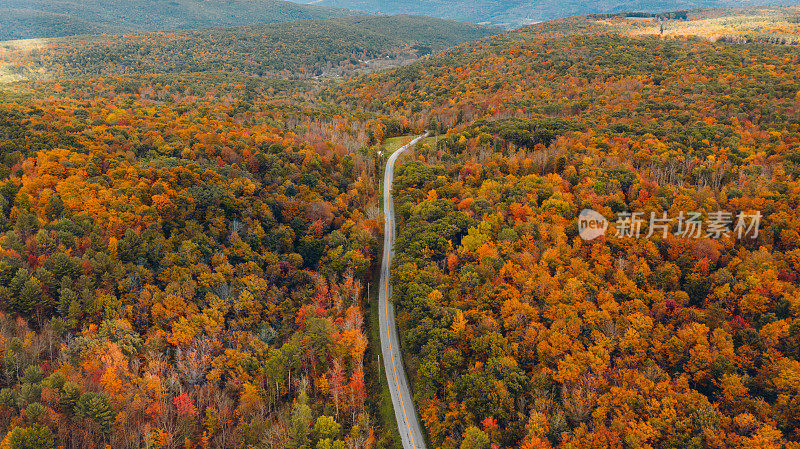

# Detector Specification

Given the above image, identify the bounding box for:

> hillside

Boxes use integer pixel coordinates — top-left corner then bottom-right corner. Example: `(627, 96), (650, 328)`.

(0, 5), (800, 449)
(294, 0), (771, 28)
(0, 15), (500, 81)
(325, 6), (800, 448)
(0, 0), (360, 41)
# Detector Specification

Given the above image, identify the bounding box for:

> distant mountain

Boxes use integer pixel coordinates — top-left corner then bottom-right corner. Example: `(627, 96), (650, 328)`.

(0, 0), (361, 41)
(294, 0), (776, 28)
(0, 15), (500, 80)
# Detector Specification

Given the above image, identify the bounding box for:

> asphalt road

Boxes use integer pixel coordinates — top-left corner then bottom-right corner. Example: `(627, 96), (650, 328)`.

(379, 133), (428, 449)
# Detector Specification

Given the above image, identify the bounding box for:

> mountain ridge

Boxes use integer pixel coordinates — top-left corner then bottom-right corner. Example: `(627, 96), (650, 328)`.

(294, 0), (779, 28)
(0, 0), (362, 40)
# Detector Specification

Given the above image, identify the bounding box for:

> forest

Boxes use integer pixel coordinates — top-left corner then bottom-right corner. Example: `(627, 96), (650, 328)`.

(0, 16), (498, 81)
(1, 5), (800, 449)
(328, 14), (800, 449)
(0, 0), (358, 41)
(0, 75), (411, 448)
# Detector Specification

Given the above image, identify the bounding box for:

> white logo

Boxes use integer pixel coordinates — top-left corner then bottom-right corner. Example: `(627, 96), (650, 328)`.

(578, 209), (608, 241)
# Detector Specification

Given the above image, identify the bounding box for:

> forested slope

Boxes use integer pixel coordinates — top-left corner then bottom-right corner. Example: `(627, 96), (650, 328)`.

(0, 0), (358, 40)
(327, 10), (800, 449)
(0, 15), (499, 81)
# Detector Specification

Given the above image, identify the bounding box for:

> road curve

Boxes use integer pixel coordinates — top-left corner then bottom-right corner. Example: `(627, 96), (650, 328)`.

(380, 133), (428, 449)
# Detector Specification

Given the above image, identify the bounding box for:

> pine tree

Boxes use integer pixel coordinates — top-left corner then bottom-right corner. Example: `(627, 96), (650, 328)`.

(75, 392), (116, 436)
(19, 277), (45, 317)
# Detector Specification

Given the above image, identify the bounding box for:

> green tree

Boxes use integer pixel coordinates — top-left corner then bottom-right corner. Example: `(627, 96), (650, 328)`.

(75, 392), (116, 435)
(21, 366), (43, 384)
(44, 253), (77, 281)
(45, 195), (64, 221)
(59, 382), (80, 414)
(24, 402), (45, 423)
(316, 439), (345, 449)
(314, 415), (341, 440)
(14, 212), (39, 239)
(7, 424), (58, 449)
(19, 277), (46, 317)
(288, 392), (313, 449)
(460, 426), (490, 449)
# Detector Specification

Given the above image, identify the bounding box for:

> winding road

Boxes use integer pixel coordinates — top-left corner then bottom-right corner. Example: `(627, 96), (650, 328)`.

(379, 133), (428, 449)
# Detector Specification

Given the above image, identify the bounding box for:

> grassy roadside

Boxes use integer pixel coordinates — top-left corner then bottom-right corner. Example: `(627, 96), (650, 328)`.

(382, 135), (415, 154)
(383, 133), (439, 157)
(419, 135), (440, 149)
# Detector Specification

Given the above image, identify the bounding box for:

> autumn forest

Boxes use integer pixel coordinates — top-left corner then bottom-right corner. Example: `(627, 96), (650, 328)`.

(1, 4), (800, 449)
